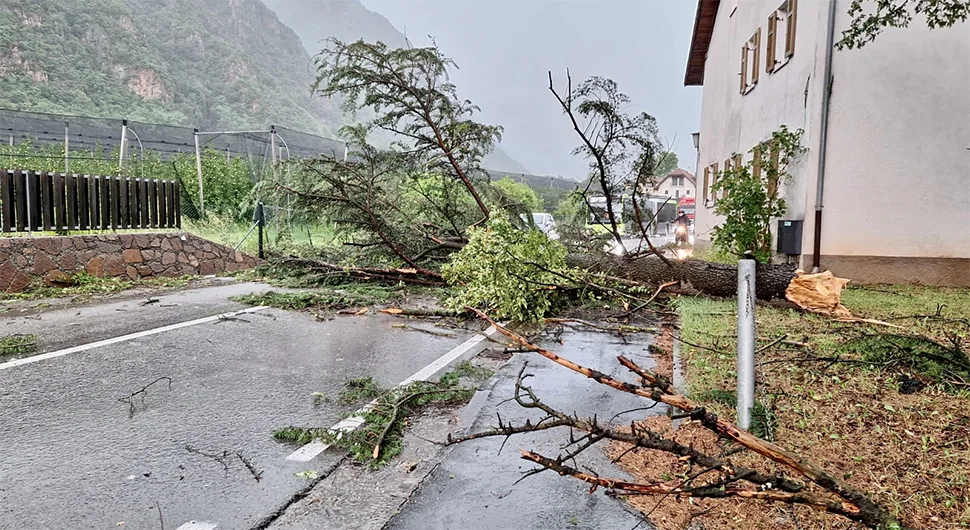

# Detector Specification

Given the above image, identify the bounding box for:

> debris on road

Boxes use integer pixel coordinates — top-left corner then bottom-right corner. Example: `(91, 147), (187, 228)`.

(117, 376), (172, 419)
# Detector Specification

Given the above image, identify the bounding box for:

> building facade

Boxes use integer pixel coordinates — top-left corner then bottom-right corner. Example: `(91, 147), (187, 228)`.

(649, 168), (697, 200)
(685, 0), (969, 286)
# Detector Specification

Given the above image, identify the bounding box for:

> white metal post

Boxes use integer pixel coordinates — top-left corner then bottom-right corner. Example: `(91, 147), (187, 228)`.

(25, 171), (32, 235)
(737, 257), (757, 429)
(194, 129), (205, 216)
(64, 122), (70, 173)
(270, 125), (278, 242)
(118, 119), (128, 171)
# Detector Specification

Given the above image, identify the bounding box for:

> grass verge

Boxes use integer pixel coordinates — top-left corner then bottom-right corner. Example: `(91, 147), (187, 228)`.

(0, 273), (194, 302)
(0, 333), (37, 358)
(610, 284), (970, 529)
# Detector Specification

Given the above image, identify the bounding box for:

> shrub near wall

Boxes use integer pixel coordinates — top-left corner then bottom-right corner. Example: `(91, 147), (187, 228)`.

(0, 233), (259, 292)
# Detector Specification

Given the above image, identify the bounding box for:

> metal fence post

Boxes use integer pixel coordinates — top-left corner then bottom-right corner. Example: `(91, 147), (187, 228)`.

(24, 170), (32, 235)
(194, 128), (205, 216)
(64, 122), (70, 173)
(737, 254), (757, 429)
(256, 201), (265, 260)
(119, 119), (128, 171)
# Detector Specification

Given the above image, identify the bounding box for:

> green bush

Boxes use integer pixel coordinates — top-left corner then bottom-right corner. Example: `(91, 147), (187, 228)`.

(711, 126), (805, 263)
(490, 176), (541, 212)
(442, 217), (566, 322)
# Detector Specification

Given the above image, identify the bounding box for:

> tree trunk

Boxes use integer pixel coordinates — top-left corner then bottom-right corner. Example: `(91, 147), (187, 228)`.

(567, 254), (797, 300)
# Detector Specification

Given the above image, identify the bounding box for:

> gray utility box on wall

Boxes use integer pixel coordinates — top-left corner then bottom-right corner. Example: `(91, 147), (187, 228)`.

(776, 220), (803, 255)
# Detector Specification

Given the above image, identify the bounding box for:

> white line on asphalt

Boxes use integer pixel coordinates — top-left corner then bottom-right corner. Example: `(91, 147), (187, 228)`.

(0, 306), (269, 371)
(175, 522), (218, 530)
(284, 325), (499, 462)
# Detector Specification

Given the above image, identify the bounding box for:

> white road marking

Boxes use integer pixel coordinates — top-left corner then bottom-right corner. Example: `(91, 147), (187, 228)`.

(175, 522), (218, 530)
(284, 325), (498, 462)
(0, 306), (268, 371)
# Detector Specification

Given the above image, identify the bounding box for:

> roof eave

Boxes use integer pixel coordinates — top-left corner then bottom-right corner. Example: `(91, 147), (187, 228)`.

(684, 0), (721, 86)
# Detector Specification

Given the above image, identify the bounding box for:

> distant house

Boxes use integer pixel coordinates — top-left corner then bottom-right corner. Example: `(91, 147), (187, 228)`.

(685, 0), (969, 286)
(649, 168), (696, 200)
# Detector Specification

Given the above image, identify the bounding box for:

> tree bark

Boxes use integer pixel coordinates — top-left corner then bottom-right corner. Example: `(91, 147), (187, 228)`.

(567, 254), (798, 300)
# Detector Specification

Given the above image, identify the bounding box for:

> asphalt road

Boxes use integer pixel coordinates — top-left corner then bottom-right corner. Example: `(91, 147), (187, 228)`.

(0, 282), (474, 530)
(386, 325), (662, 530)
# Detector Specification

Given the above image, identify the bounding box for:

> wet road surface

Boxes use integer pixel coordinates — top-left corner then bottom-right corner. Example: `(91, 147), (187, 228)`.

(0, 282), (476, 530)
(386, 326), (663, 530)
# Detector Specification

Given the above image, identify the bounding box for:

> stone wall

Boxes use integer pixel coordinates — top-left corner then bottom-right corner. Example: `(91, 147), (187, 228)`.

(0, 233), (260, 292)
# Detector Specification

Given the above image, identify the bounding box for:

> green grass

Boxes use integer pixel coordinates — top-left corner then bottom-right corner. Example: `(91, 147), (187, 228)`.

(0, 273), (193, 302)
(0, 334), (37, 357)
(183, 216), (343, 257)
(677, 284), (970, 394)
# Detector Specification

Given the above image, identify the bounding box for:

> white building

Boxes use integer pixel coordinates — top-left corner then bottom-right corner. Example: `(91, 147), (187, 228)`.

(685, 0), (969, 286)
(649, 168), (697, 200)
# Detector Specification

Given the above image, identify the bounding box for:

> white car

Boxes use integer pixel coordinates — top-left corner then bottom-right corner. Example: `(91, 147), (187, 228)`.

(527, 212), (559, 239)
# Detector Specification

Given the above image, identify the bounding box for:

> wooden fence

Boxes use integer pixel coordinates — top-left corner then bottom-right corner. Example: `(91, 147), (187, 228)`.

(0, 169), (180, 233)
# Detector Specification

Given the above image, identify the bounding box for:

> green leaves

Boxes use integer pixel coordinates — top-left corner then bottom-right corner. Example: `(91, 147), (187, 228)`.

(491, 177), (542, 213)
(837, 0), (970, 50)
(711, 126), (805, 263)
(442, 217), (567, 322)
(312, 39), (502, 195)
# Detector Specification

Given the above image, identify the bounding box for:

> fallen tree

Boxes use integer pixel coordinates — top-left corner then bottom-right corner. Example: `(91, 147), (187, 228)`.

(567, 253), (798, 300)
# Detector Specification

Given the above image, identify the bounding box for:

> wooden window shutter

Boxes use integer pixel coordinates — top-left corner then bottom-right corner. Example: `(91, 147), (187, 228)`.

(751, 29), (761, 85)
(786, 0), (797, 58)
(766, 13), (777, 73)
(767, 141), (781, 199)
(740, 44), (748, 93)
(703, 165), (710, 205)
(752, 143), (763, 179)
(711, 162), (719, 204)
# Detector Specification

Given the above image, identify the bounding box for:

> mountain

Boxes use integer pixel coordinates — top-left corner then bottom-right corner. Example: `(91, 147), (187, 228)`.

(0, 0), (528, 173)
(262, 0), (531, 174)
(262, 0), (407, 53)
(0, 0), (341, 135)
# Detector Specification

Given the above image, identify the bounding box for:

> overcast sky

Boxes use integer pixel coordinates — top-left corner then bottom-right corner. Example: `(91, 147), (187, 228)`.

(360, 0), (702, 179)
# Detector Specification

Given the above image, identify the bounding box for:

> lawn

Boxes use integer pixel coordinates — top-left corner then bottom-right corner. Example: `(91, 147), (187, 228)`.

(182, 216), (342, 257)
(611, 284), (970, 529)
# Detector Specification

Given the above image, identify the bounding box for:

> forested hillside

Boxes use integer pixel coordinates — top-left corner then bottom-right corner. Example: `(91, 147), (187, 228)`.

(0, 0), (528, 171)
(0, 0), (343, 134)
(263, 0), (530, 173)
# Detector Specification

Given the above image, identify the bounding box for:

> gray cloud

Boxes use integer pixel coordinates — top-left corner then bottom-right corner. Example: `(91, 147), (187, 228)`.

(360, 0), (702, 179)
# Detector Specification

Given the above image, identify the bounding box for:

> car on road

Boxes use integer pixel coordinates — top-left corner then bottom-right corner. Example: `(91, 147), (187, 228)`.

(528, 212), (558, 239)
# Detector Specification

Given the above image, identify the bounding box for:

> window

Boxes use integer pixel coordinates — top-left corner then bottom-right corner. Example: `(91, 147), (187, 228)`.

(740, 28), (761, 94)
(675, 189), (680, 198)
(767, 0), (797, 74)
(665, 189), (670, 195)
(686, 189), (690, 195)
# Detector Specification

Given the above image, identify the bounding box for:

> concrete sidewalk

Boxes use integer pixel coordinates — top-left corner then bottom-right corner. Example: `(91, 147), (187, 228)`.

(387, 326), (664, 530)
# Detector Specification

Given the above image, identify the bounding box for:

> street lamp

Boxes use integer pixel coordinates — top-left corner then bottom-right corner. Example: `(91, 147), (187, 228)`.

(691, 132), (700, 175)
